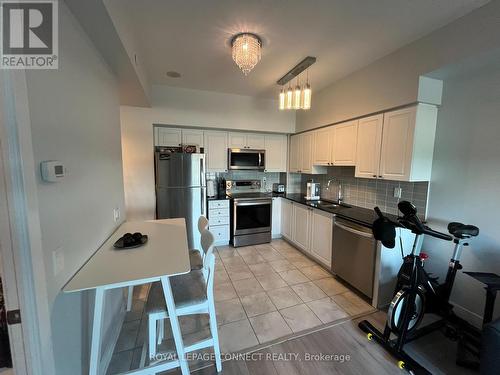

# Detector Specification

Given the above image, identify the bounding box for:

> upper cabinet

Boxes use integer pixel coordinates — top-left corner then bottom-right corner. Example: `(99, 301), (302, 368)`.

(331, 120), (358, 166)
(312, 127), (334, 166)
(264, 134), (287, 172)
(289, 133), (326, 174)
(155, 128), (182, 147)
(355, 105), (437, 181)
(204, 131), (228, 172)
(182, 129), (204, 148)
(355, 114), (384, 178)
(379, 105), (437, 181)
(229, 132), (265, 149)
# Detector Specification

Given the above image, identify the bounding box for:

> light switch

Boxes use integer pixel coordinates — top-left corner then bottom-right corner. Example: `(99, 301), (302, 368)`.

(113, 208), (121, 222)
(393, 187), (402, 199)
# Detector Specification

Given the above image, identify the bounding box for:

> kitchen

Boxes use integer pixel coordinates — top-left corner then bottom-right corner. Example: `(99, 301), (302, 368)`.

(2, 1), (500, 375)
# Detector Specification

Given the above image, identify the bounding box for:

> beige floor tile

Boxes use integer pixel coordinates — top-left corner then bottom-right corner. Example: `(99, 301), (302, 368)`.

(221, 255), (246, 268)
(214, 269), (230, 283)
(214, 281), (237, 302)
(255, 273), (287, 291)
(249, 311), (292, 343)
(266, 286), (303, 310)
(313, 277), (349, 296)
(283, 251), (309, 261)
(179, 314), (210, 335)
(240, 291), (277, 317)
(300, 265), (332, 280)
(331, 291), (375, 316)
(268, 259), (296, 272)
(270, 240), (295, 251)
(289, 257), (317, 268)
(236, 246), (257, 256)
(217, 246), (238, 259)
(307, 297), (349, 323)
(278, 269), (310, 285)
(114, 320), (140, 352)
(248, 262), (275, 277)
(240, 252), (266, 265)
(226, 264), (254, 281)
(259, 248), (284, 261)
(216, 298), (247, 325)
(254, 243), (275, 253)
(219, 319), (259, 353)
(232, 277), (265, 297)
(291, 281), (327, 302)
(279, 303), (322, 333)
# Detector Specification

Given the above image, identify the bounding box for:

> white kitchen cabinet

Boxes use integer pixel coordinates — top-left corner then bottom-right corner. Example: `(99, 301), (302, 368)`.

(264, 134), (287, 172)
(272, 197), (282, 238)
(292, 204), (311, 252)
(355, 114), (384, 178)
(204, 131), (228, 172)
(379, 104), (437, 181)
(155, 127), (182, 147)
(300, 132), (313, 173)
(313, 127), (334, 166)
(208, 199), (230, 245)
(281, 199), (293, 240)
(310, 210), (333, 267)
(228, 132), (265, 149)
(289, 135), (301, 173)
(331, 120), (358, 166)
(182, 129), (204, 148)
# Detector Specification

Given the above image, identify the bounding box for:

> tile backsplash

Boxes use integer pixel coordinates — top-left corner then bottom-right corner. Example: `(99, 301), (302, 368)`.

(289, 167), (429, 217)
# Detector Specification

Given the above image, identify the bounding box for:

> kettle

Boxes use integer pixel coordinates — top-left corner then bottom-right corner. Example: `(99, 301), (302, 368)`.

(207, 178), (217, 198)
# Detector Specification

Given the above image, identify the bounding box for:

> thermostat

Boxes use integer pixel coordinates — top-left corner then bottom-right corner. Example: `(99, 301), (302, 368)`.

(40, 161), (65, 182)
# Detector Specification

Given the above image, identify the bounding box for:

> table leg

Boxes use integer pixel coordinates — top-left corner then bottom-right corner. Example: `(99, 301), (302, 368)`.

(127, 286), (134, 311)
(89, 287), (105, 375)
(160, 276), (190, 375)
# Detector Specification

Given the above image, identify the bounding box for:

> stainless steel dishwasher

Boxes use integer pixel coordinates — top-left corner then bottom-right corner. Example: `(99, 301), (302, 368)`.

(332, 218), (376, 298)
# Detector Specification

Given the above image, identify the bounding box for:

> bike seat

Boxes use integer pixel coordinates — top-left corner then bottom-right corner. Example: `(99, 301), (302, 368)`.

(448, 222), (479, 239)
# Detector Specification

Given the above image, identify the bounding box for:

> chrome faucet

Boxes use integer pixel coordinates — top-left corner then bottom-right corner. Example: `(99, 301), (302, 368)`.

(327, 179), (343, 203)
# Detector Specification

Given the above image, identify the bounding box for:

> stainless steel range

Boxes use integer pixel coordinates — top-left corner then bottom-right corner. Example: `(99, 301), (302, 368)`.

(226, 180), (272, 247)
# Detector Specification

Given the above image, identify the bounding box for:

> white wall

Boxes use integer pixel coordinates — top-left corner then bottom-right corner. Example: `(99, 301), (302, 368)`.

(25, 3), (125, 373)
(121, 85), (295, 220)
(296, 0), (500, 132)
(423, 60), (500, 326)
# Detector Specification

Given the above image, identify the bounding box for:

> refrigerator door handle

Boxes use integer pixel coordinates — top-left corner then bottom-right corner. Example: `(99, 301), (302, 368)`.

(200, 156), (205, 187)
(201, 187), (206, 216)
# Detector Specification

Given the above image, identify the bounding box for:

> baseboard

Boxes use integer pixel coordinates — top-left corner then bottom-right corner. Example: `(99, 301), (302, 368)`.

(99, 302), (126, 375)
(451, 301), (483, 329)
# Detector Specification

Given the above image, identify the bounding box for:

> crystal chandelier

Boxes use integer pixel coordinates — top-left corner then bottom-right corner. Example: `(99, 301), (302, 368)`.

(231, 33), (262, 76)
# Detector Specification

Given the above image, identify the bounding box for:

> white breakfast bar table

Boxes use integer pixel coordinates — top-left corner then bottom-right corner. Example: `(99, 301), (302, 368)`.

(63, 219), (192, 375)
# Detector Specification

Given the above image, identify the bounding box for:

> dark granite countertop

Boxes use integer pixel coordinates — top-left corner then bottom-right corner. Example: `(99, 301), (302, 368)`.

(280, 193), (397, 228)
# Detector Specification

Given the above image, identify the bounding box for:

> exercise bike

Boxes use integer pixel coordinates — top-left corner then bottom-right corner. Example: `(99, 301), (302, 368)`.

(358, 200), (481, 374)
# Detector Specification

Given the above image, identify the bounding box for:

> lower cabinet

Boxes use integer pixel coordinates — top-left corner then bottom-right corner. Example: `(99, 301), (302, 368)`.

(272, 197), (282, 238)
(208, 199), (230, 245)
(281, 199), (333, 267)
(310, 210), (334, 267)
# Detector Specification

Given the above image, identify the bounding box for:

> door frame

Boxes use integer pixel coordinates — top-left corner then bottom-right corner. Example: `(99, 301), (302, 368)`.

(0, 70), (55, 374)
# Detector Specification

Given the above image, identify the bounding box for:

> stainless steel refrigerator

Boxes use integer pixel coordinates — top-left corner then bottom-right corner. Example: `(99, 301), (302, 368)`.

(155, 148), (206, 249)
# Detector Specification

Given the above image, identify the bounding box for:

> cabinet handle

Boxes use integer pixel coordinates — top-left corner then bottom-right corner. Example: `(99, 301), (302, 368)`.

(373, 175), (377, 178)
(378, 175), (383, 178)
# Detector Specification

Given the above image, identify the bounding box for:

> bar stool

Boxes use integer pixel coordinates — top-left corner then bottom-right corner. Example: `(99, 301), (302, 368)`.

(189, 216), (209, 271)
(126, 216), (210, 311)
(146, 229), (222, 372)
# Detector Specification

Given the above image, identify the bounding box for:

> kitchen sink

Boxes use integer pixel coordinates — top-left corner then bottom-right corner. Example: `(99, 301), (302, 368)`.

(306, 200), (351, 209)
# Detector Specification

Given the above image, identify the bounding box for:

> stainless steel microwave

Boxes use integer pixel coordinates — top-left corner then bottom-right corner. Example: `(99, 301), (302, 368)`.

(228, 149), (265, 171)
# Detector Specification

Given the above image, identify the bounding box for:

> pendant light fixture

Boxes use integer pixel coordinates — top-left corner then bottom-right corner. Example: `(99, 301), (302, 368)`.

(276, 56), (315, 111)
(231, 33), (262, 76)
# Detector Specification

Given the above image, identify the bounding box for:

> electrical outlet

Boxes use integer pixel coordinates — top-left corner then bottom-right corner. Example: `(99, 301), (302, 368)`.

(52, 247), (64, 276)
(113, 207), (121, 222)
(393, 187), (402, 199)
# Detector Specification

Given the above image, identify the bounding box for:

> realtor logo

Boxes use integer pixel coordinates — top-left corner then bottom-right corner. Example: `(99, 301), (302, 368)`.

(1, 0), (58, 69)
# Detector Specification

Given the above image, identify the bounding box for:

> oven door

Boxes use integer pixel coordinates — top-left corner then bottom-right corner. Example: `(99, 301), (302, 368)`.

(228, 149), (265, 170)
(233, 199), (272, 235)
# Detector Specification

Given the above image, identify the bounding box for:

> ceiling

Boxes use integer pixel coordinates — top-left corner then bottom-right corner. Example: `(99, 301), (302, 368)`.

(105, 0), (489, 98)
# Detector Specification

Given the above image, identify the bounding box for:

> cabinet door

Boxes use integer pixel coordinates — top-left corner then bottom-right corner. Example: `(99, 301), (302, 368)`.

(228, 132), (247, 149)
(379, 107), (416, 181)
(310, 210), (333, 267)
(272, 197), (282, 238)
(155, 128), (182, 147)
(332, 120), (358, 166)
(246, 134), (266, 149)
(292, 204), (311, 252)
(204, 131), (228, 172)
(300, 132), (313, 173)
(265, 134), (287, 172)
(289, 135), (301, 173)
(313, 127), (333, 166)
(281, 199), (293, 239)
(355, 115), (383, 179)
(182, 129), (204, 148)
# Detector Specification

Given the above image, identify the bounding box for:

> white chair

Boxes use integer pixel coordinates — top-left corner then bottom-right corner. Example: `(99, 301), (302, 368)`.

(127, 216), (209, 311)
(146, 229), (222, 372)
(188, 215), (209, 271)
